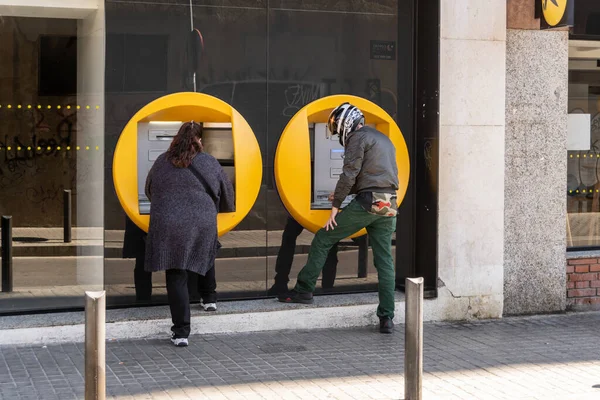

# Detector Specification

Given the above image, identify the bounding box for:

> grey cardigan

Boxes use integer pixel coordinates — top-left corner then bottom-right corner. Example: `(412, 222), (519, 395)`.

(144, 152), (234, 275)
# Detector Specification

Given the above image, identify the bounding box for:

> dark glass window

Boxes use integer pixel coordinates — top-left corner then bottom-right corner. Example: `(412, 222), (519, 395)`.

(38, 35), (77, 96)
(106, 34), (169, 92)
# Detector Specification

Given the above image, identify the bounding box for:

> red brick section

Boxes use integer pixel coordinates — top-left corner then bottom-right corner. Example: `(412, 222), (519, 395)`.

(575, 281), (590, 289)
(567, 258), (600, 309)
(575, 265), (590, 273)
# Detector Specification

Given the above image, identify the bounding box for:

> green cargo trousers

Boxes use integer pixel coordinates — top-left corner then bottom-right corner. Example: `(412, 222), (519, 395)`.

(294, 200), (397, 319)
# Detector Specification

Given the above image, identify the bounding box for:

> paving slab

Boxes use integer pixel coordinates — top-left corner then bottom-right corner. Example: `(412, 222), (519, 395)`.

(1, 312), (600, 399)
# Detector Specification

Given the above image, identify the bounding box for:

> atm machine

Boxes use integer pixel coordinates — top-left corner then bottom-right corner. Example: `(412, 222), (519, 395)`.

(137, 121), (235, 215)
(311, 122), (378, 209)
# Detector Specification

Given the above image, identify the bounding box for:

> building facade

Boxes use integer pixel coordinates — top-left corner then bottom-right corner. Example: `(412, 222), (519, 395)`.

(0, 0), (597, 322)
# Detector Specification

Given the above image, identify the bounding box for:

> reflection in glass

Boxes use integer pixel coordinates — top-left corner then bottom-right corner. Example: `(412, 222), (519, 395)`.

(266, 3), (399, 294)
(104, 1), (269, 306)
(0, 9), (105, 314)
(567, 40), (600, 248)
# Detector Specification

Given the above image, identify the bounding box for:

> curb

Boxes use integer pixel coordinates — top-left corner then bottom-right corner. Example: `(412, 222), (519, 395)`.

(0, 302), (395, 346)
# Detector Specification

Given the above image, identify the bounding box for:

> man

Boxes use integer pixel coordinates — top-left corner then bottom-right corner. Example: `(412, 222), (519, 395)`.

(279, 102), (399, 334)
(268, 214), (339, 296)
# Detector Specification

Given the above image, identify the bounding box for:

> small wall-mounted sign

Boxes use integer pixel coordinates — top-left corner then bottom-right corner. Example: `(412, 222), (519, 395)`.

(370, 40), (396, 60)
(537, 0), (574, 29)
(567, 114), (591, 151)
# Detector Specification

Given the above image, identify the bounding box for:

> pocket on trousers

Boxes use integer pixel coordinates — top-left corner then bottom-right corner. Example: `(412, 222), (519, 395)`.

(368, 193), (398, 217)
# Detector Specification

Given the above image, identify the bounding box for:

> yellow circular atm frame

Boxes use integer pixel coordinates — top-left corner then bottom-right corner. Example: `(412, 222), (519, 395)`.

(275, 95), (410, 238)
(541, 0), (567, 27)
(113, 92), (262, 236)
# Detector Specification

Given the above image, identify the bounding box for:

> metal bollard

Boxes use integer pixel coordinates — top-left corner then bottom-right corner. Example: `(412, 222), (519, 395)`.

(405, 277), (423, 400)
(85, 291), (106, 400)
(1, 216), (13, 293)
(64, 190), (72, 243)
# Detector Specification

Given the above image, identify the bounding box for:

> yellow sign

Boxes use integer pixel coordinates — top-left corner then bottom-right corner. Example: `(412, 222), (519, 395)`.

(274, 95), (410, 238)
(542, 0), (567, 27)
(113, 92), (263, 236)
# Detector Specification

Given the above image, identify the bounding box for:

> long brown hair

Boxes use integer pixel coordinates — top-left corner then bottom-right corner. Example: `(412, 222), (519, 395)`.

(166, 121), (203, 168)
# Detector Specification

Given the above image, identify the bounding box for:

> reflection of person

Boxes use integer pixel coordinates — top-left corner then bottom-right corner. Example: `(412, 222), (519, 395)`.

(125, 213), (218, 308)
(188, 242), (220, 312)
(144, 121), (234, 347)
(123, 216), (152, 302)
(198, 261), (217, 311)
(268, 215), (338, 296)
(279, 103), (399, 334)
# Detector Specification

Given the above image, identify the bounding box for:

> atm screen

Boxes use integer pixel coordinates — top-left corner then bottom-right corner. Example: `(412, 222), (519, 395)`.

(137, 121), (235, 214)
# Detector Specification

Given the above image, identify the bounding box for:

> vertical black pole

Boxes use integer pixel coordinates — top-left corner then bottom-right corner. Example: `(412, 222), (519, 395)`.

(1, 216), (13, 293)
(64, 190), (72, 243)
(396, 0), (416, 291)
(357, 235), (369, 278)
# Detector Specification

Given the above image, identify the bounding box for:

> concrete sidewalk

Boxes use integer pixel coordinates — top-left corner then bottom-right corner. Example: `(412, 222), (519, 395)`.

(1, 312), (600, 399)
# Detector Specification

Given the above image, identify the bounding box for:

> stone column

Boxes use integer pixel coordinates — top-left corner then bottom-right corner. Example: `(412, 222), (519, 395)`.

(76, 1), (105, 288)
(504, 0), (568, 314)
(437, 0), (507, 319)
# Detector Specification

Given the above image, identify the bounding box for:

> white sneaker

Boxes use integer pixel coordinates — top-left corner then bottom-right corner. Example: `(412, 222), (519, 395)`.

(171, 337), (188, 347)
(202, 302), (217, 312)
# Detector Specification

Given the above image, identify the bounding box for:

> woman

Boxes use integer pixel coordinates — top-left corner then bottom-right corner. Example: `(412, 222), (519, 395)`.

(145, 121), (234, 347)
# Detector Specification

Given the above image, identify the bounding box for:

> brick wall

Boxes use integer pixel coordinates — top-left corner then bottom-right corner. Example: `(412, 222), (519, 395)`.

(567, 258), (600, 310)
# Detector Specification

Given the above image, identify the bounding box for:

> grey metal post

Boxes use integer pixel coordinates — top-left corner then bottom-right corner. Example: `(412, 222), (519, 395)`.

(85, 291), (106, 400)
(1, 216), (13, 293)
(64, 190), (72, 243)
(405, 277), (423, 400)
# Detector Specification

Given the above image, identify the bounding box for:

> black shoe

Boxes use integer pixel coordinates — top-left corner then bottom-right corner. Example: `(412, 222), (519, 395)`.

(379, 317), (393, 334)
(267, 283), (288, 297)
(278, 290), (314, 304)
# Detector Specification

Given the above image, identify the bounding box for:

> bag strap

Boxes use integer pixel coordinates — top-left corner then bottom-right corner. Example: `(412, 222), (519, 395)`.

(188, 163), (219, 209)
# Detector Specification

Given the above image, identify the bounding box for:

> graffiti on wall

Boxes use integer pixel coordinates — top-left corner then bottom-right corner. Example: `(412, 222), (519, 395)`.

(0, 107), (90, 216)
(0, 109), (76, 180)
